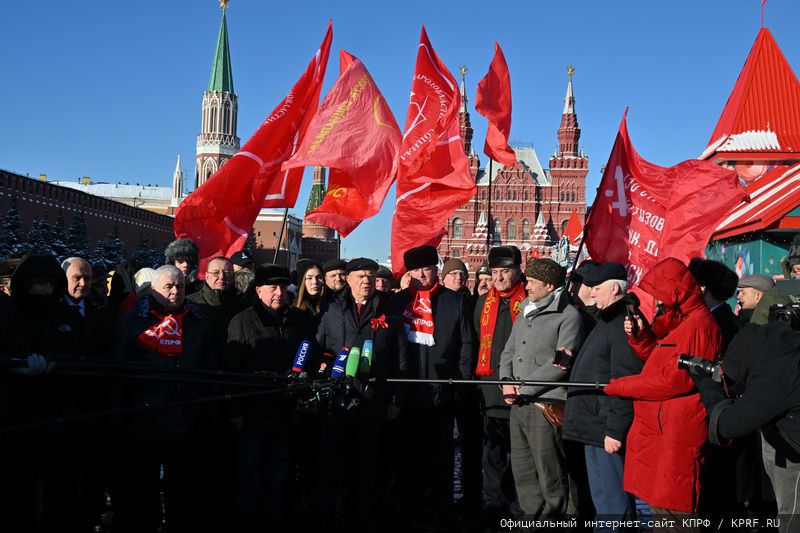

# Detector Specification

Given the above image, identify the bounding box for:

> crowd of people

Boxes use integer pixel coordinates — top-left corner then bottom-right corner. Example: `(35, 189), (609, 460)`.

(1, 236), (800, 533)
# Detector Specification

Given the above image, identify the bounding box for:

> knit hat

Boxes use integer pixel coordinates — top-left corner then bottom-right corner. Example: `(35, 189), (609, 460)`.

(441, 258), (468, 278)
(524, 258), (566, 287)
(403, 246), (439, 270)
(254, 264), (290, 286)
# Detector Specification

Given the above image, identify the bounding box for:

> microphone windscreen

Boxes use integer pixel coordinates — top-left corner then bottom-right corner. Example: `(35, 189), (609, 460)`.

(331, 347), (349, 379)
(292, 340), (312, 373)
(359, 339), (373, 374)
(345, 346), (361, 378)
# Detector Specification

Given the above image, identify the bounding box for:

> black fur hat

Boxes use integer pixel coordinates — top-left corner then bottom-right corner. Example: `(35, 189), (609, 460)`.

(164, 238), (199, 266)
(254, 264), (290, 286)
(688, 257), (738, 301)
(403, 246), (439, 270)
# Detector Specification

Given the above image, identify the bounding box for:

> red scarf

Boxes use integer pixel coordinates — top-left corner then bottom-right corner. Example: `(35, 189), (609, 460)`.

(402, 279), (441, 346)
(136, 308), (189, 357)
(475, 281), (527, 376)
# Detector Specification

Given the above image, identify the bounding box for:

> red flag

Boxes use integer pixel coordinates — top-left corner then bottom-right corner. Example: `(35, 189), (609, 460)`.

(391, 27), (475, 275)
(475, 42), (516, 167)
(584, 111), (746, 317)
(173, 23), (333, 263)
(396, 26), (461, 181)
(282, 50), (401, 236)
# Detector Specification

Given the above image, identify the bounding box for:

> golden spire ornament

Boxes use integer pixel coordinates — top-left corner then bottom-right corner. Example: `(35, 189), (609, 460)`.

(220, 0), (230, 9)
(567, 65), (575, 79)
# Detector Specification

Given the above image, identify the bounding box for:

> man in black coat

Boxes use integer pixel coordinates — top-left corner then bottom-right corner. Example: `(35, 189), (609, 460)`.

(688, 258), (741, 350)
(473, 245), (526, 515)
(112, 264), (217, 533)
(188, 255), (247, 350)
(562, 262), (643, 527)
(315, 257), (407, 530)
(391, 246), (473, 524)
(226, 264), (317, 532)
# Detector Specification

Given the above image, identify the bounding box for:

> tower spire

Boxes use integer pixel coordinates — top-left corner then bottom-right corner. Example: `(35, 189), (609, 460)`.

(171, 155), (184, 207)
(209, 4), (234, 93)
(563, 65), (575, 115)
(196, 2), (240, 188)
(458, 65), (473, 156)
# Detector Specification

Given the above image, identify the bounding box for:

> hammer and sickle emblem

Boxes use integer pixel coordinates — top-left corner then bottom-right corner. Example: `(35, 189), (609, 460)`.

(327, 187), (347, 199)
(159, 317), (180, 337)
(373, 97), (393, 128)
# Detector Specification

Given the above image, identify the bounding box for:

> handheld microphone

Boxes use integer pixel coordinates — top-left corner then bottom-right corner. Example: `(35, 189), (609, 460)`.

(345, 346), (361, 378)
(331, 347), (349, 379)
(317, 352), (335, 377)
(359, 340), (373, 374)
(292, 340), (312, 373)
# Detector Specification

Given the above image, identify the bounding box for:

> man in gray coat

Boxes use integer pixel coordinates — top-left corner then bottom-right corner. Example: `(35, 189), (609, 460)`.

(499, 258), (583, 518)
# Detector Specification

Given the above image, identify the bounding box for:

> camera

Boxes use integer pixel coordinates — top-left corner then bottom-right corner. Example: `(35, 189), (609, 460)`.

(768, 303), (800, 330)
(677, 354), (723, 383)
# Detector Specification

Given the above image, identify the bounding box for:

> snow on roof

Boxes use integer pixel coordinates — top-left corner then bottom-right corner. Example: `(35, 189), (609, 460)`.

(53, 181), (173, 200)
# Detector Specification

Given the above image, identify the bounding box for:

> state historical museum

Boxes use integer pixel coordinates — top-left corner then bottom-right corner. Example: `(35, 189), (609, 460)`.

(437, 67), (589, 275)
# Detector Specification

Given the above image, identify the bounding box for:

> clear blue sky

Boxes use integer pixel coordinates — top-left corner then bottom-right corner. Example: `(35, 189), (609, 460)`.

(4, 1), (799, 261)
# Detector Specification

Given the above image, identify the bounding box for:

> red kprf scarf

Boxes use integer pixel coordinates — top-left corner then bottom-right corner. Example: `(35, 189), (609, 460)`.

(475, 281), (526, 376)
(402, 279), (441, 346)
(136, 308), (189, 357)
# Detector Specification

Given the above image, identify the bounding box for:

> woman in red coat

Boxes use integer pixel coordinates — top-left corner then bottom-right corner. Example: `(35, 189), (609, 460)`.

(604, 258), (724, 517)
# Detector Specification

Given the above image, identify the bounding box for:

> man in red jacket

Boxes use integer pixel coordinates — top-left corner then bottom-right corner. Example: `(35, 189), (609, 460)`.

(604, 258), (724, 526)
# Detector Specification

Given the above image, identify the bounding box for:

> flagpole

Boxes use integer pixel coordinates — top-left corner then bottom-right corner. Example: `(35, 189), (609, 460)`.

(273, 208), (289, 265)
(487, 159), (493, 248)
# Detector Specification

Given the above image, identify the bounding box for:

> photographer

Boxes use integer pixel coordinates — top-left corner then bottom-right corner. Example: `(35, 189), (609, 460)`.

(690, 321), (800, 530)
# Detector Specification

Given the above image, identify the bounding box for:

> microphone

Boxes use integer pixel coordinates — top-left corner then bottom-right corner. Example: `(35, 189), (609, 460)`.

(330, 347), (349, 379)
(317, 352), (335, 377)
(291, 340), (312, 373)
(345, 346), (361, 378)
(359, 340), (373, 374)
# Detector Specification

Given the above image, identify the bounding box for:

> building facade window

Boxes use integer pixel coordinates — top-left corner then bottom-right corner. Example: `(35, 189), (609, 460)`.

(493, 218), (502, 241)
(507, 219), (516, 240)
(522, 219), (530, 240)
(453, 249), (460, 258)
(453, 217), (463, 239)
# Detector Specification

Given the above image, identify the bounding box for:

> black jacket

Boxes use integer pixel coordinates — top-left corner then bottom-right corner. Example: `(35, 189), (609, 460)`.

(187, 283), (248, 353)
(226, 303), (318, 432)
(711, 302), (741, 351)
(392, 286), (474, 408)
(699, 322), (800, 456)
(473, 285), (523, 419)
(317, 287), (408, 424)
(113, 294), (217, 439)
(562, 296), (643, 446)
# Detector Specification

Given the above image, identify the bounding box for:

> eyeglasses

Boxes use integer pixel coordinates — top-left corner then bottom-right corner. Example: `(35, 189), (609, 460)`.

(207, 270), (234, 278)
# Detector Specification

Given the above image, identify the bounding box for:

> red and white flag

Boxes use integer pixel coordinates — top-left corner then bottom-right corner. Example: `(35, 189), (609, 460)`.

(282, 50), (401, 237)
(475, 42), (516, 167)
(391, 27), (475, 275)
(584, 111), (746, 317)
(173, 22), (333, 263)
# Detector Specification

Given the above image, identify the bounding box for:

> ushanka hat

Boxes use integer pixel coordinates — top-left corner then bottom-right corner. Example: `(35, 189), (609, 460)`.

(524, 258), (566, 287)
(403, 246), (439, 270)
(488, 246), (522, 268)
(688, 258), (738, 301)
(254, 264), (290, 286)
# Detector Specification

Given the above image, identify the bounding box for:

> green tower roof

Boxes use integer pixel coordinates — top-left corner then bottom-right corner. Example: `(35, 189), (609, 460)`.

(208, 10), (234, 93)
(305, 182), (325, 215)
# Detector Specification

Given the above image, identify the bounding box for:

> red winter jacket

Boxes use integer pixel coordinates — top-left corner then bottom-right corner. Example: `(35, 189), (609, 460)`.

(603, 258), (723, 513)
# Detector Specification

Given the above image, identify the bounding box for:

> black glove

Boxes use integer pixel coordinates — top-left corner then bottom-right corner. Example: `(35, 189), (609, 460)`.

(688, 371), (727, 412)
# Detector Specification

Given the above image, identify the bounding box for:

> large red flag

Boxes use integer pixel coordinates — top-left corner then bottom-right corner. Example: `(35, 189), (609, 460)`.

(475, 42), (516, 167)
(584, 111), (746, 317)
(173, 23), (332, 264)
(391, 27), (475, 275)
(281, 50), (401, 236)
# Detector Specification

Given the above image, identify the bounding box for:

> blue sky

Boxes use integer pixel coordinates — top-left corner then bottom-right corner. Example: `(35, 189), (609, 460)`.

(4, 1), (799, 261)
